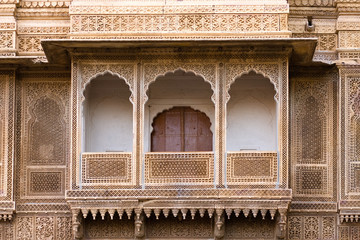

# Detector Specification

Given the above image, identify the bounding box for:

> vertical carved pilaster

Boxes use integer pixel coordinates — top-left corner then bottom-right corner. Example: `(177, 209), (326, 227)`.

(135, 62), (142, 188)
(216, 62), (225, 187)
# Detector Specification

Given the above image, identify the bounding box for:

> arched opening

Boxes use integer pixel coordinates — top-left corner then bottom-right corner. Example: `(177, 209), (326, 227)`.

(144, 69), (214, 152)
(227, 71), (277, 151)
(151, 107), (213, 152)
(82, 73), (133, 152)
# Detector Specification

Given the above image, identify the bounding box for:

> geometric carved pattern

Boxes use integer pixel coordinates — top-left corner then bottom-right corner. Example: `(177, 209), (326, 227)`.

(18, 35), (68, 54)
(292, 34), (337, 52)
(81, 153), (132, 186)
(226, 152), (277, 185)
(288, 215), (336, 240)
(20, 80), (69, 202)
(301, 96), (323, 162)
(346, 76), (360, 194)
(70, 13), (288, 37)
(145, 152), (214, 185)
(296, 166), (328, 195)
(28, 171), (63, 195)
(29, 97), (65, 165)
(291, 77), (334, 199)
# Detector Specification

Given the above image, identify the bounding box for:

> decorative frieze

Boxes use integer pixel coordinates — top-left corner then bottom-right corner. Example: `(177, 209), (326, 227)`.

(293, 33), (337, 51)
(288, 215), (336, 240)
(18, 35), (68, 54)
(70, 14), (287, 35)
(289, 0), (334, 7)
(15, 215), (72, 240)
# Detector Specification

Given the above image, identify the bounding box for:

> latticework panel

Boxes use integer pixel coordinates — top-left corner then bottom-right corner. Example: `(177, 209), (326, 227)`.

(81, 152), (132, 186)
(290, 74), (335, 201)
(226, 152), (277, 186)
(145, 152), (214, 186)
(16, 74), (70, 212)
(346, 76), (360, 194)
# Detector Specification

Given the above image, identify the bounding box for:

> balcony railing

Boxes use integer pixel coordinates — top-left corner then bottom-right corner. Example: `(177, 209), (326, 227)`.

(81, 152), (132, 186)
(226, 151), (278, 186)
(145, 152), (214, 186)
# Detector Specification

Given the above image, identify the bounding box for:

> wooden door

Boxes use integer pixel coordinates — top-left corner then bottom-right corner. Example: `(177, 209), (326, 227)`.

(151, 107), (212, 152)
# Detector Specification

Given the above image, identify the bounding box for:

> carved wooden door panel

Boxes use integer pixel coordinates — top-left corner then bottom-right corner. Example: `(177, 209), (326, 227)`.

(151, 107), (212, 152)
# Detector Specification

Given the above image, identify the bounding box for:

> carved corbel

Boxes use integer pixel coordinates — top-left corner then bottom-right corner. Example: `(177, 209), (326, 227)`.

(276, 208), (287, 240)
(214, 209), (225, 239)
(134, 209), (145, 239)
(72, 209), (83, 240)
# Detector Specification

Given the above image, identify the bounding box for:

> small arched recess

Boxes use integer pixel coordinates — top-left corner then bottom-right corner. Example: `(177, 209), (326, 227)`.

(144, 69), (215, 152)
(82, 72), (133, 153)
(227, 71), (277, 151)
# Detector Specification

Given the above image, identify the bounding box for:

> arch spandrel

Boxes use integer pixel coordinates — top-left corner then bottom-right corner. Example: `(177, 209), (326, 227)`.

(79, 63), (136, 103)
(143, 63), (217, 103)
(225, 63), (280, 103)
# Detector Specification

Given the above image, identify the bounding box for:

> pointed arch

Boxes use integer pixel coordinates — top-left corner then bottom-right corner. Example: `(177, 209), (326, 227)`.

(143, 64), (216, 103)
(225, 63), (280, 103)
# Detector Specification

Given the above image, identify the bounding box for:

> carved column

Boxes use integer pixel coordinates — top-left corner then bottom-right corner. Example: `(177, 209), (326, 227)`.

(135, 62), (142, 188)
(215, 62), (226, 187)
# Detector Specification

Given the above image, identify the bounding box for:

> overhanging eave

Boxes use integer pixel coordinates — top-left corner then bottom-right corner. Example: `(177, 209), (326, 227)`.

(41, 38), (318, 66)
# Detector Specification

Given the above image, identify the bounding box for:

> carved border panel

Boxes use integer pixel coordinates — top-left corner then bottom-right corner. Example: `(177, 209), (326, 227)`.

(0, 71), (15, 206)
(290, 73), (336, 201)
(81, 152), (132, 186)
(145, 152), (214, 186)
(342, 70), (360, 200)
(16, 73), (70, 213)
(227, 152), (277, 186)
(15, 214), (72, 240)
(288, 214), (336, 240)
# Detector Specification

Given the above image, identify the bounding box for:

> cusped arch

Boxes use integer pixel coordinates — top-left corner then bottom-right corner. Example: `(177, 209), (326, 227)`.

(226, 69), (279, 103)
(144, 67), (216, 103)
(82, 70), (134, 104)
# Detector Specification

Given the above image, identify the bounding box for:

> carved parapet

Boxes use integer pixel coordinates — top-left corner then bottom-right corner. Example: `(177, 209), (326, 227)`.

(69, 0), (290, 39)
